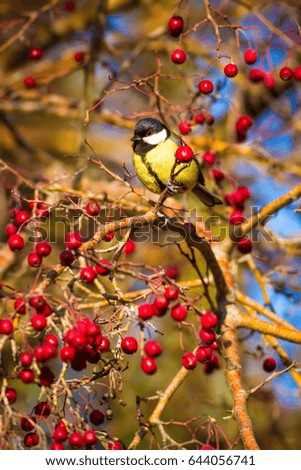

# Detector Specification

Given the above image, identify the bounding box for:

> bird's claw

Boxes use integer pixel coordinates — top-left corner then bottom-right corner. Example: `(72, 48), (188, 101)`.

(166, 180), (183, 194)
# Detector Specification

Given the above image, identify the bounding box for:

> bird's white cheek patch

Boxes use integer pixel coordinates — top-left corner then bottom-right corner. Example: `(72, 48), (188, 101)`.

(143, 129), (167, 145)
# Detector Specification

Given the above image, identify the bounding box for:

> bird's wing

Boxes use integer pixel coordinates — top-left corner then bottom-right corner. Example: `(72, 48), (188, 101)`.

(170, 131), (183, 147)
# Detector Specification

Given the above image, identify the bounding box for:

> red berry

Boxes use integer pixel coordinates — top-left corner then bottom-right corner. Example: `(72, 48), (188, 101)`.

(63, 0), (76, 12)
(20, 416), (36, 432)
(34, 401), (51, 417)
(175, 145), (194, 162)
(5, 223), (17, 236)
(198, 79), (214, 94)
(199, 328), (216, 344)
(14, 298), (26, 314)
(201, 444), (214, 450)
(263, 72), (276, 89)
(182, 352), (197, 370)
(69, 432), (83, 448)
(74, 51), (85, 62)
(235, 115), (253, 133)
(248, 67), (264, 82)
(96, 336), (110, 352)
(171, 49), (186, 64)
(224, 63), (238, 77)
(138, 303), (154, 320)
(60, 345), (76, 362)
(20, 351), (33, 367)
(205, 114), (214, 126)
(121, 336), (138, 354)
(202, 151), (215, 166)
(194, 113), (205, 124)
(31, 314), (47, 331)
(86, 200), (101, 216)
(229, 209), (244, 225)
(124, 239), (136, 254)
(51, 442), (65, 450)
(53, 426), (68, 442)
(24, 432), (39, 447)
(201, 312), (218, 330)
(5, 387), (17, 404)
(168, 16), (184, 37)
(8, 233), (24, 251)
(212, 169), (225, 183)
(178, 121), (191, 134)
(166, 266), (179, 279)
(141, 356), (157, 375)
(83, 430), (97, 446)
(95, 259), (111, 276)
(144, 340), (162, 358)
(40, 303), (53, 317)
(293, 66), (301, 80)
(39, 366), (55, 387)
(36, 241), (52, 257)
(196, 346), (212, 363)
(89, 409), (105, 425)
(244, 49), (258, 64)
(28, 251), (42, 268)
(36, 202), (50, 219)
(171, 304), (187, 321)
(29, 295), (46, 311)
(65, 231), (83, 250)
(0, 319), (13, 335)
(24, 76), (36, 89)
(108, 441), (123, 450)
(59, 250), (75, 266)
(154, 294), (169, 311)
(19, 369), (35, 384)
(164, 286), (179, 300)
(279, 66), (293, 81)
(263, 357), (276, 372)
(28, 47), (43, 60)
(236, 185), (250, 201)
(236, 237), (252, 254)
(80, 266), (97, 283)
(204, 353), (220, 373)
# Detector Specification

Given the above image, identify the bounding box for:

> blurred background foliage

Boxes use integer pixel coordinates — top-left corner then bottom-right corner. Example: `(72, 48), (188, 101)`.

(0, 0), (301, 450)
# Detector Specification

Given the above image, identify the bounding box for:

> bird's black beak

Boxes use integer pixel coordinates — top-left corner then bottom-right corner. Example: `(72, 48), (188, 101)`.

(131, 135), (140, 141)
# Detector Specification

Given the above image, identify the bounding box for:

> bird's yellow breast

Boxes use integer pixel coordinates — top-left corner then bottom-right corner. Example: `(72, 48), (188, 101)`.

(132, 138), (199, 194)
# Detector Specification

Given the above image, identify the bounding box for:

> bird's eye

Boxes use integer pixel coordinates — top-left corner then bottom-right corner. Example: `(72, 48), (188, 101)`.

(145, 130), (151, 136)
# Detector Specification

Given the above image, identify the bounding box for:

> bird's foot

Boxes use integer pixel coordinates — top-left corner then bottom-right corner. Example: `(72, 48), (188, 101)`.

(166, 180), (183, 195)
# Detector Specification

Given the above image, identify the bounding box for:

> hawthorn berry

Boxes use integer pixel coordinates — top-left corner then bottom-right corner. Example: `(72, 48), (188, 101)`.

(236, 237), (252, 254)
(80, 266), (97, 283)
(95, 259), (111, 276)
(178, 121), (191, 135)
(201, 312), (218, 330)
(263, 357), (276, 372)
(89, 409), (105, 425)
(108, 441), (123, 450)
(168, 16), (184, 37)
(5, 387), (17, 404)
(34, 401), (51, 417)
(263, 72), (276, 90)
(96, 336), (110, 352)
(29, 295), (46, 311)
(198, 79), (214, 94)
(194, 113), (205, 124)
(138, 303), (154, 320)
(69, 432), (83, 448)
(235, 115), (253, 133)
(63, 0), (76, 11)
(83, 430), (97, 446)
(201, 444), (214, 450)
(205, 114), (214, 126)
(24, 432), (39, 447)
(86, 200), (101, 216)
(164, 286), (179, 300)
(53, 425), (68, 442)
(293, 66), (301, 80)
(31, 314), (47, 331)
(46, 334), (59, 346)
(154, 294), (169, 312)
(36, 241), (52, 257)
(141, 356), (157, 375)
(248, 67), (264, 82)
(212, 169), (225, 183)
(229, 209), (244, 225)
(20, 417), (36, 432)
(28, 47), (43, 60)
(175, 145), (194, 162)
(166, 266), (179, 279)
(124, 239), (136, 254)
(204, 353), (220, 373)
(39, 366), (55, 387)
(121, 336), (138, 354)
(279, 66), (293, 81)
(224, 63), (238, 77)
(5, 224), (17, 236)
(171, 49), (186, 64)
(20, 351), (33, 367)
(182, 352), (197, 370)
(199, 328), (216, 344)
(65, 231), (83, 250)
(244, 49), (258, 64)
(27, 251), (42, 268)
(171, 304), (187, 321)
(8, 233), (24, 251)
(0, 319), (13, 335)
(202, 151), (215, 166)
(19, 369), (35, 384)
(196, 346), (212, 363)
(51, 442), (65, 450)
(59, 250), (75, 266)
(74, 51), (85, 62)
(24, 76), (37, 89)
(144, 340), (162, 357)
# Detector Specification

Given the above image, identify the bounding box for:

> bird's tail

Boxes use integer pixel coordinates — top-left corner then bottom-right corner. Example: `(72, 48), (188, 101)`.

(192, 183), (223, 207)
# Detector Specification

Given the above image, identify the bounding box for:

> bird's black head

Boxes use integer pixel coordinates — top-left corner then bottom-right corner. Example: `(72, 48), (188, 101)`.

(131, 118), (170, 144)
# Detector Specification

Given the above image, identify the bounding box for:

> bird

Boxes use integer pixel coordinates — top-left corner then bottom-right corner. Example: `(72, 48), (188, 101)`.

(131, 118), (223, 207)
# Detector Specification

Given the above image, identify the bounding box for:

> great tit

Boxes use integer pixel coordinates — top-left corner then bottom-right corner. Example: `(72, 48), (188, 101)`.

(131, 118), (223, 207)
